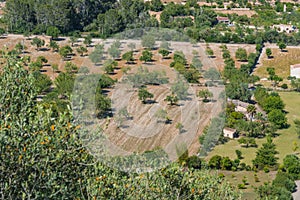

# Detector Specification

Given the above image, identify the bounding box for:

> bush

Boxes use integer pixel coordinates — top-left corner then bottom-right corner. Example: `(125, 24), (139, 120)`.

(245, 165), (252, 171)
(218, 173), (225, 179)
(208, 155), (222, 169)
(254, 174), (260, 182)
(257, 183), (293, 200)
(235, 150), (243, 159)
(281, 84), (288, 89)
(186, 156), (202, 169)
(283, 154), (300, 180)
(242, 176), (248, 185)
(199, 135), (205, 144)
(235, 48), (248, 61)
(221, 157), (234, 170)
(239, 163), (246, 170)
(263, 167), (270, 173)
(268, 109), (288, 129)
(238, 183), (246, 189)
(273, 172), (297, 193)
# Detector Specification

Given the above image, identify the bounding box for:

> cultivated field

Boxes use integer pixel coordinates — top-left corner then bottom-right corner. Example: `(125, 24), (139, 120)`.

(0, 34), (229, 157)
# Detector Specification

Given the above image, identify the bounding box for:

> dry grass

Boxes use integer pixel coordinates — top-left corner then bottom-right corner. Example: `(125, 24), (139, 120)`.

(254, 48), (300, 79)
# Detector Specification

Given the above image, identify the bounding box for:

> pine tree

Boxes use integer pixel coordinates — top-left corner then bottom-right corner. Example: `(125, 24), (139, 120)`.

(252, 137), (278, 170)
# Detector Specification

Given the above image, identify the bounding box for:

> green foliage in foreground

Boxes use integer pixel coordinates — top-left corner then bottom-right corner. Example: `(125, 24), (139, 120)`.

(0, 57), (241, 199)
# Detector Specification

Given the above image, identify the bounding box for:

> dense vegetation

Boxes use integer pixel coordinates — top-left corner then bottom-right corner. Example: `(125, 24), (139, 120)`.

(3, 0), (300, 45)
(4, 0), (117, 34)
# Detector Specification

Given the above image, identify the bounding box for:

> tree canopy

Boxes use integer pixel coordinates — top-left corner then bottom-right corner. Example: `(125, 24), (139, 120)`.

(252, 137), (278, 170)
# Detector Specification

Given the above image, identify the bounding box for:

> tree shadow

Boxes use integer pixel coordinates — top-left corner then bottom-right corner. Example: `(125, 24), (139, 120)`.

(97, 111), (113, 119)
(143, 62), (155, 65)
(106, 72), (117, 75)
(248, 99), (257, 104)
(271, 132), (281, 137)
(39, 48), (50, 52)
(126, 61), (136, 65)
(283, 110), (289, 115)
(184, 97), (193, 101)
(102, 89), (111, 94)
(209, 99), (217, 103)
(119, 125), (129, 129)
(165, 119), (172, 124)
(127, 116), (134, 120)
(53, 38), (65, 42)
(145, 99), (157, 104)
(282, 123), (291, 129)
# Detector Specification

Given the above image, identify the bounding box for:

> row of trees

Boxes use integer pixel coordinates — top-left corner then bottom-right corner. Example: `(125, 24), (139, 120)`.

(170, 51), (202, 84)
(223, 42), (260, 102)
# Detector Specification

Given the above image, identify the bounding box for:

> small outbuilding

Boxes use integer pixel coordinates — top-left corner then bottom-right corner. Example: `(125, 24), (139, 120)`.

(223, 127), (238, 139)
(291, 64), (300, 79)
(216, 16), (231, 24)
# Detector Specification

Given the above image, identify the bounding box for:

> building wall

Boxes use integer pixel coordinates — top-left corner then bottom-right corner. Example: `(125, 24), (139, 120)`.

(223, 130), (235, 139)
(291, 66), (300, 78)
